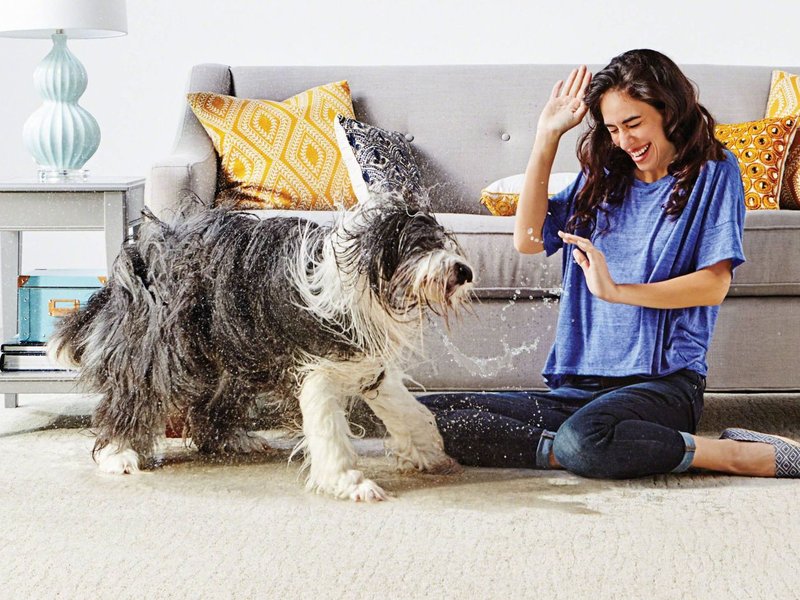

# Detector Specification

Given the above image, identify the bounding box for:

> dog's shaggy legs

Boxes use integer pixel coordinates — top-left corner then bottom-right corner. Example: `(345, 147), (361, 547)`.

(298, 369), (388, 501)
(190, 372), (271, 455)
(365, 369), (461, 474)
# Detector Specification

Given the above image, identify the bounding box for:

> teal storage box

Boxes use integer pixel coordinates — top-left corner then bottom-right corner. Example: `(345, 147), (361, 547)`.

(18, 269), (107, 342)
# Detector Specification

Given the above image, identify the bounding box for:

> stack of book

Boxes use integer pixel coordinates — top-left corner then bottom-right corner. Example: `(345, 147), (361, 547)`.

(0, 337), (68, 372)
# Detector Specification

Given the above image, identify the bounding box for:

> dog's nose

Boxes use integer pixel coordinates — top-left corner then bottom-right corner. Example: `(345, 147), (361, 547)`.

(454, 262), (473, 285)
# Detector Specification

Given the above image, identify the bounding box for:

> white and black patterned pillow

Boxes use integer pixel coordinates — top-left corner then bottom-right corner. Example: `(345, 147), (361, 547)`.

(334, 115), (423, 203)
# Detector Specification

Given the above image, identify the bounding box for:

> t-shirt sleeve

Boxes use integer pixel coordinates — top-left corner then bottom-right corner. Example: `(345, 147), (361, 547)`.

(694, 151), (747, 273)
(542, 172), (584, 257)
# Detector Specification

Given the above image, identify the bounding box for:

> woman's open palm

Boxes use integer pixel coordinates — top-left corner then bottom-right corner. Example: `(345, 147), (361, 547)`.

(538, 65), (592, 136)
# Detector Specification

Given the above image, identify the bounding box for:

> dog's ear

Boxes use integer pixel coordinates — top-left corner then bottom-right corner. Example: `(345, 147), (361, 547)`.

(403, 187), (435, 215)
(358, 189), (432, 216)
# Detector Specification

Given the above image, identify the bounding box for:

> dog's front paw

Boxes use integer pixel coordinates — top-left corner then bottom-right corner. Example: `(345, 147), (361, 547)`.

(196, 430), (279, 456)
(309, 469), (389, 502)
(220, 430), (275, 455)
(391, 441), (461, 475)
(424, 455), (463, 475)
(349, 478), (389, 502)
(95, 445), (140, 474)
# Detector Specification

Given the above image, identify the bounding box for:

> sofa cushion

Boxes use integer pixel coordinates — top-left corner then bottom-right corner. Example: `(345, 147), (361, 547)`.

(434, 214), (562, 297)
(730, 210), (800, 295)
(245, 209), (800, 298)
(333, 115), (423, 203)
(765, 69), (800, 210)
(437, 212), (800, 297)
(714, 116), (798, 210)
(187, 82), (358, 210)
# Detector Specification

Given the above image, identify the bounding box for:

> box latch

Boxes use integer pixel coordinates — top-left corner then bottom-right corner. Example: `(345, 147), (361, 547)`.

(48, 299), (80, 317)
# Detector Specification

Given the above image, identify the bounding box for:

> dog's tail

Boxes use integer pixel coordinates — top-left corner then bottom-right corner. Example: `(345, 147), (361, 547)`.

(47, 230), (153, 369)
(46, 284), (112, 368)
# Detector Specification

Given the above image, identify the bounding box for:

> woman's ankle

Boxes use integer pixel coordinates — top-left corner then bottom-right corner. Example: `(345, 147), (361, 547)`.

(692, 436), (775, 476)
(726, 439), (775, 476)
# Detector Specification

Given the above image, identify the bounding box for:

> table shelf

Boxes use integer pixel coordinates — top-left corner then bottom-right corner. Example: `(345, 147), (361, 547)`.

(0, 176), (144, 407)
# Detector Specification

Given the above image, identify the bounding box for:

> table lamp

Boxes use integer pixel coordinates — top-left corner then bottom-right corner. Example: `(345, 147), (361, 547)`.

(0, 0), (127, 180)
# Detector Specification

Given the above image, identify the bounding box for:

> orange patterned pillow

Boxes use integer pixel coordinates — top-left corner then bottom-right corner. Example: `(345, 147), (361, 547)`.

(714, 116), (798, 210)
(765, 70), (800, 209)
(188, 82), (358, 210)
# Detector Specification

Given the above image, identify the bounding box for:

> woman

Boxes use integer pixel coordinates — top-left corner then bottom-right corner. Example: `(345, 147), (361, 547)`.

(419, 49), (800, 479)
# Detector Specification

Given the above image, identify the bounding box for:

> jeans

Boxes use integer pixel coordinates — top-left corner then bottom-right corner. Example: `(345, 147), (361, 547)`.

(417, 369), (706, 479)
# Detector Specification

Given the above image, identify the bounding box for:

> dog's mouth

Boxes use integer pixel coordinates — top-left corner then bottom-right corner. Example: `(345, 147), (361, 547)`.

(445, 280), (471, 300)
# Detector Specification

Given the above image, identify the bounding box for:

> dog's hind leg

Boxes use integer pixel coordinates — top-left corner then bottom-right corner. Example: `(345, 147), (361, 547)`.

(189, 372), (273, 456)
(298, 368), (388, 502)
(364, 369), (461, 475)
(92, 386), (164, 474)
(94, 440), (140, 474)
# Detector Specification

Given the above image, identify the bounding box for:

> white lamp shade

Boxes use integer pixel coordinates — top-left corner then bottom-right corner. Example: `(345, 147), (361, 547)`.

(0, 0), (127, 39)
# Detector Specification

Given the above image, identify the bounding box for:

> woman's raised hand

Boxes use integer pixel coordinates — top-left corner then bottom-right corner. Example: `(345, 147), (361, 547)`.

(537, 65), (592, 138)
(557, 230), (619, 303)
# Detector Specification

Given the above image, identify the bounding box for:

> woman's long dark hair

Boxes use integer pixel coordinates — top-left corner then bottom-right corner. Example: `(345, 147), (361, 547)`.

(567, 49), (725, 234)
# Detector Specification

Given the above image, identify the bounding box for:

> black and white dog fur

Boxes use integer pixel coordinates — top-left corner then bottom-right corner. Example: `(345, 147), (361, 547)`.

(48, 193), (474, 501)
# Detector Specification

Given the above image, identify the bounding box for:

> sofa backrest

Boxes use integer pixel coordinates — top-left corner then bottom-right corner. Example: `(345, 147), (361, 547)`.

(180, 63), (799, 213)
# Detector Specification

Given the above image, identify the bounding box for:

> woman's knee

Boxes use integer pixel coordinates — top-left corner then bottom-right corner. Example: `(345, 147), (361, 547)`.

(416, 393), (453, 412)
(553, 418), (620, 479)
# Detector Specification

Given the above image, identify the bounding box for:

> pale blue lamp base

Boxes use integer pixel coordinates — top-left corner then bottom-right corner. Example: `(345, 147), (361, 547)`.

(24, 32), (100, 180)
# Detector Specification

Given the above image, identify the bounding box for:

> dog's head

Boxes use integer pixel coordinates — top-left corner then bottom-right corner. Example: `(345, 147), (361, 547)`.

(338, 193), (474, 319)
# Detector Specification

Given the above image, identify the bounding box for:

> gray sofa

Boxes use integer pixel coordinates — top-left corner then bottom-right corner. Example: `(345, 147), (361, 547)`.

(147, 64), (800, 392)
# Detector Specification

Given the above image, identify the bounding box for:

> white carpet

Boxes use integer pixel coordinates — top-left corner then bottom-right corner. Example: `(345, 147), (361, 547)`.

(2, 393), (799, 599)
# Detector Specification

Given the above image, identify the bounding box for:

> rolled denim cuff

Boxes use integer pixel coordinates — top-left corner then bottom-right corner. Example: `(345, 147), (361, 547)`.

(536, 430), (556, 469)
(671, 431), (696, 473)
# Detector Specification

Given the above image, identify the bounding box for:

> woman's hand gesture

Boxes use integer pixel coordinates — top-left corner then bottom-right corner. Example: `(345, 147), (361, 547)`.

(558, 230), (620, 303)
(537, 65), (592, 138)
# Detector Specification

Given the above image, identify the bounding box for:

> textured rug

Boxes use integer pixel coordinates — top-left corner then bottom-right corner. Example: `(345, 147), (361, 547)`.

(2, 393), (799, 599)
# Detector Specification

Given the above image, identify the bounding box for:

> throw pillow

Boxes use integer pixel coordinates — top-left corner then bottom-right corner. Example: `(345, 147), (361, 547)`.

(480, 172), (577, 216)
(781, 141), (800, 210)
(714, 116), (798, 210)
(333, 115), (423, 203)
(187, 81), (358, 210)
(765, 70), (800, 117)
(765, 70), (800, 209)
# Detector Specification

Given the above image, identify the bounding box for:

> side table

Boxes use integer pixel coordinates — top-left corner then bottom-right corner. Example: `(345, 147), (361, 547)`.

(0, 176), (145, 408)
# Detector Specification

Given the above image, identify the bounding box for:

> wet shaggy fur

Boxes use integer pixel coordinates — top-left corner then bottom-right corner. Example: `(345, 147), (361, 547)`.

(48, 194), (474, 500)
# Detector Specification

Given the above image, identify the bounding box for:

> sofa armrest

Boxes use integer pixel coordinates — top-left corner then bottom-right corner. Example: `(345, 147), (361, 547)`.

(146, 135), (218, 218)
(145, 63), (233, 219)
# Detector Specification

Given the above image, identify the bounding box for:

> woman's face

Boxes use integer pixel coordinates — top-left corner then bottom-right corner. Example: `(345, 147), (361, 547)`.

(600, 89), (677, 183)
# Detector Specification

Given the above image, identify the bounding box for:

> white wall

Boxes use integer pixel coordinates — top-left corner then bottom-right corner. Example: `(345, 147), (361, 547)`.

(1, 0), (799, 271)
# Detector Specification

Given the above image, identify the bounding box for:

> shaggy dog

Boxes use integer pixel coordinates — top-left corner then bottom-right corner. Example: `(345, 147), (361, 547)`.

(48, 194), (474, 501)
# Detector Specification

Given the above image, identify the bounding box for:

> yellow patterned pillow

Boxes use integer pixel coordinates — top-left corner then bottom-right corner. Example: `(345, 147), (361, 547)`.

(714, 116), (798, 210)
(765, 70), (800, 209)
(766, 70), (800, 117)
(187, 82), (358, 210)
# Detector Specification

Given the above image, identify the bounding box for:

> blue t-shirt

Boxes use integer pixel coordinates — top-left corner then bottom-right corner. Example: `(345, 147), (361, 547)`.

(541, 150), (746, 388)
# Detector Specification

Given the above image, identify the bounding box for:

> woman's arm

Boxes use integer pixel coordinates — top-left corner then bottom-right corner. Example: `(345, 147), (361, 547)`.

(559, 230), (733, 308)
(514, 133), (559, 254)
(614, 261), (732, 308)
(514, 66), (592, 254)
